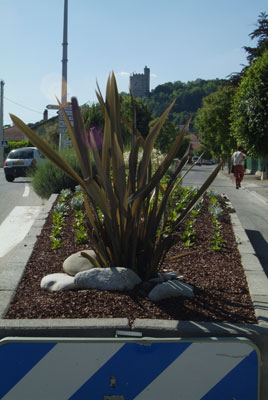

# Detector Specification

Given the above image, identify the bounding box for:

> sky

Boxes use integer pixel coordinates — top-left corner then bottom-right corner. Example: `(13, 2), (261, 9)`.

(0, 0), (267, 127)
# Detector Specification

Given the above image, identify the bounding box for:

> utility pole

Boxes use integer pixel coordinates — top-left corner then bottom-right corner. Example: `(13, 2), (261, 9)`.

(0, 80), (4, 167)
(59, 0), (68, 149)
(61, 0), (68, 105)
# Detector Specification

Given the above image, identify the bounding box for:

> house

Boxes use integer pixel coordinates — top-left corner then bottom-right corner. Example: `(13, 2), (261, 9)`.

(31, 115), (58, 137)
(3, 125), (26, 142)
(185, 132), (201, 155)
(3, 110), (58, 142)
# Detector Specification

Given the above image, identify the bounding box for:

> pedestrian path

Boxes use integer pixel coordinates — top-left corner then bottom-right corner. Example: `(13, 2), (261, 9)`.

(219, 167), (268, 205)
(216, 168), (268, 278)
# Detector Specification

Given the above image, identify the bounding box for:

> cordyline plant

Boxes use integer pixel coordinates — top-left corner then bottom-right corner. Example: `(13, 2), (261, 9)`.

(10, 73), (222, 280)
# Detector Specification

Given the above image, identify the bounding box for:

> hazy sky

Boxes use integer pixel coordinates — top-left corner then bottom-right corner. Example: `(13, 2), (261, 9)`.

(0, 0), (267, 126)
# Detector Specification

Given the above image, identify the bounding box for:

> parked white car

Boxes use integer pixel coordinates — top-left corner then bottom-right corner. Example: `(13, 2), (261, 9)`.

(191, 155), (201, 166)
(3, 147), (44, 182)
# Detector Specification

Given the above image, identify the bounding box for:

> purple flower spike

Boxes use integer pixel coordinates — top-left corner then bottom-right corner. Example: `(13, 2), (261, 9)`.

(86, 126), (104, 151)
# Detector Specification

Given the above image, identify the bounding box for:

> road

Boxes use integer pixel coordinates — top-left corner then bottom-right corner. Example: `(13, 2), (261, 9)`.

(0, 169), (44, 269)
(183, 164), (268, 277)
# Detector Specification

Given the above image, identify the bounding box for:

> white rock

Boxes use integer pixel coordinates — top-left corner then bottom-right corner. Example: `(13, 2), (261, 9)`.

(41, 273), (78, 292)
(74, 267), (141, 291)
(148, 280), (194, 302)
(63, 250), (97, 276)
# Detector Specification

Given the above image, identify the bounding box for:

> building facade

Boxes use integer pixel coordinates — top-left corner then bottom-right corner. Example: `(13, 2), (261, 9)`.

(130, 66), (150, 98)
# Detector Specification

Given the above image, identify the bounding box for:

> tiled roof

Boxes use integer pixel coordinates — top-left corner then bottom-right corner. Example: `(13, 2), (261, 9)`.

(3, 116), (58, 141)
(3, 126), (26, 141)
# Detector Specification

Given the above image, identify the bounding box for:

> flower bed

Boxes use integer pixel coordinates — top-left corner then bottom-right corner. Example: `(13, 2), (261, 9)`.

(5, 192), (257, 325)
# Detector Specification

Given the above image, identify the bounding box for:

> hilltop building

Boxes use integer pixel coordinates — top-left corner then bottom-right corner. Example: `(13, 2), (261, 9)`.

(130, 66), (150, 98)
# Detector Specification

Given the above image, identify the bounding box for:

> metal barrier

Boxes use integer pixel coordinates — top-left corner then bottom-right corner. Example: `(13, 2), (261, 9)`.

(0, 337), (260, 400)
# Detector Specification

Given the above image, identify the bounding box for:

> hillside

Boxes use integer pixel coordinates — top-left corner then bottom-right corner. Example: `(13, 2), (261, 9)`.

(142, 78), (225, 129)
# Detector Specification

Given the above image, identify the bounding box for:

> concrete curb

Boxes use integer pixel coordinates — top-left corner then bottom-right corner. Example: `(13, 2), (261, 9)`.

(1, 192), (268, 397)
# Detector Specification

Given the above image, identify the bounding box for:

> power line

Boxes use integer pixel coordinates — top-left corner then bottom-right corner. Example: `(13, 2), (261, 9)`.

(4, 96), (43, 114)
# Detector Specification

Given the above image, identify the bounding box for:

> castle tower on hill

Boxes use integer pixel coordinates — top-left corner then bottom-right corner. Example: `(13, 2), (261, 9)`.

(130, 66), (150, 98)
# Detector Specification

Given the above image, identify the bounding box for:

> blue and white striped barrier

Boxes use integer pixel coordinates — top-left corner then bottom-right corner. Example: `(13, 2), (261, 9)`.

(0, 337), (260, 399)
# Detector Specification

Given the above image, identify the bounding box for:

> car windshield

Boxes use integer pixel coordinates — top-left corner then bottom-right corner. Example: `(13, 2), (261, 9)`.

(8, 149), (34, 159)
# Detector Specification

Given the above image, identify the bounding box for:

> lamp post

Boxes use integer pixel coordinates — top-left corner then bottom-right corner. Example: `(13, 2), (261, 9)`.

(59, 0), (68, 150)
(61, 0), (68, 105)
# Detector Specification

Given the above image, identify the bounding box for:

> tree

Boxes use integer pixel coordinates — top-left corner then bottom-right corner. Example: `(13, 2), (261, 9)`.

(228, 12), (268, 86)
(143, 78), (225, 128)
(120, 95), (153, 138)
(152, 118), (177, 154)
(244, 12), (268, 64)
(81, 103), (104, 130)
(194, 145), (212, 160)
(81, 96), (153, 147)
(231, 50), (268, 157)
(149, 118), (190, 156)
(194, 84), (236, 159)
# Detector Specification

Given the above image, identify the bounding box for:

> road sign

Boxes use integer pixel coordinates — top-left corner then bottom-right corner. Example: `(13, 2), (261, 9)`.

(58, 104), (73, 149)
(0, 337), (260, 399)
(46, 104), (60, 110)
(1, 140), (8, 147)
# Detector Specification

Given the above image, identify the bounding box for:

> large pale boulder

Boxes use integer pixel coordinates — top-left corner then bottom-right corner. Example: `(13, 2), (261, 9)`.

(148, 280), (194, 302)
(74, 267), (141, 291)
(63, 250), (97, 276)
(41, 273), (78, 292)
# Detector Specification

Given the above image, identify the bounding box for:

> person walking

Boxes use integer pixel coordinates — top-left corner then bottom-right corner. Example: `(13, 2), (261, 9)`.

(232, 146), (247, 189)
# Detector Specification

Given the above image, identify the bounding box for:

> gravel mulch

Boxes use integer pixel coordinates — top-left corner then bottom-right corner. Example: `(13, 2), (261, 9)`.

(5, 195), (257, 325)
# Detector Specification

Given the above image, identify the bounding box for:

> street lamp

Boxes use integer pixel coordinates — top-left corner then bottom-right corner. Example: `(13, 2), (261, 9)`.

(61, 0), (68, 106)
(59, 0), (68, 150)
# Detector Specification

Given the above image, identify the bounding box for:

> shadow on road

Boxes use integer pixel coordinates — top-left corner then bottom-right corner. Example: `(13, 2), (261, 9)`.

(245, 229), (268, 277)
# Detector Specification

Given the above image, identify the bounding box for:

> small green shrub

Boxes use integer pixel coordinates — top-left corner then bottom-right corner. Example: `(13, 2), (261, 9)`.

(73, 210), (88, 244)
(53, 202), (69, 215)
(180, 198), (202, 247)
(207, 191), (223, 221)
(50, 210), (65, 249)
(31, 148), (86, 199)
(71, 195), (84, 211)
(59, 188), (72, 202)
(210, 215), (226, 251)
(6, 140), (31, 151)
(75, 185), (82, 195)
(207, 192), (225, 251)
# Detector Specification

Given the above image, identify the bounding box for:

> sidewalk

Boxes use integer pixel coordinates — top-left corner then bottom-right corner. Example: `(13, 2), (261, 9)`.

(219, 167), (268, 205)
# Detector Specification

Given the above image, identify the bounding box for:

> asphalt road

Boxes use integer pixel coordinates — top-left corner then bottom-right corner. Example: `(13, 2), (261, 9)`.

(0, 169), (44, 269)
(183, 164), (268, 277)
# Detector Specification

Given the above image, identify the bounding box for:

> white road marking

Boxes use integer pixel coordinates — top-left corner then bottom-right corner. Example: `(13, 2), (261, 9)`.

(0, 206), (41, 257)
(22, 184), (30, 197)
